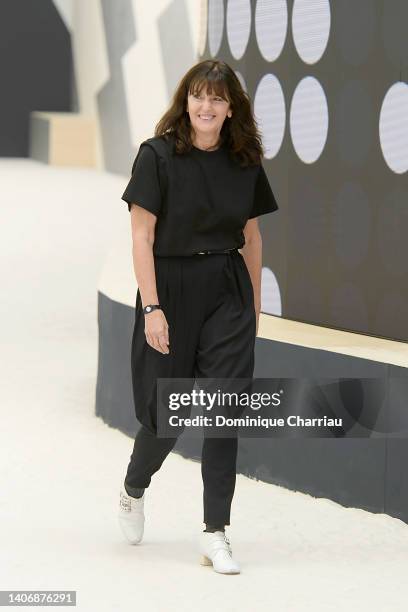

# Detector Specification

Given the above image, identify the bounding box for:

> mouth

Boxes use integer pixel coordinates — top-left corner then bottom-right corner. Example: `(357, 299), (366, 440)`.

(198, 115), (215, 121)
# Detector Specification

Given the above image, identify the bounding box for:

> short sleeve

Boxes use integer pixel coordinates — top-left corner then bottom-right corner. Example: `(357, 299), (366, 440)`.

(248, 164), (279, 219)
(121, 143), (162, 216)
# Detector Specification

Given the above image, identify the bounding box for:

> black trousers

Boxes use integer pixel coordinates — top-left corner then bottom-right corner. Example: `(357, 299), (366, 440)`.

(124, 249), (256, 526)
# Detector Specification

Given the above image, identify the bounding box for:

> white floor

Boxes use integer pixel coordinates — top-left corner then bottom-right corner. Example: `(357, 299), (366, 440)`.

(1, 159), (408, 612)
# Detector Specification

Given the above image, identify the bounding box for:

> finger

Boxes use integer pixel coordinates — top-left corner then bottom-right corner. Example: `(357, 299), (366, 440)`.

(157, 335), (169, 354)
(146, 332), (156, 350)
(161, 325), (170, 347)
(149, 334), (161, 352)
(152, 334), (166, 354)
(146, 328), (166, 353)
(164, 327), (170, 346)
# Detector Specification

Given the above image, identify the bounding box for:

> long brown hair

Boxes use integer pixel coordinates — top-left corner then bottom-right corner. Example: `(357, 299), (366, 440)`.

(154, 59), (264, 167)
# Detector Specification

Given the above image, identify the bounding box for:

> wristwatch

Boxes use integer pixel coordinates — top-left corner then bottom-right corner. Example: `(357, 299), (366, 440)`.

(143, 304), (162, 315)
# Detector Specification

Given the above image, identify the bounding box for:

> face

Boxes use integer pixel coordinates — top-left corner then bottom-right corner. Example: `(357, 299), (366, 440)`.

(187, 84), (232, 139)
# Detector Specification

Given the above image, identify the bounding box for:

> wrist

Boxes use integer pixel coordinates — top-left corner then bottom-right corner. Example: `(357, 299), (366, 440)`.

(142, 304), (161, 315)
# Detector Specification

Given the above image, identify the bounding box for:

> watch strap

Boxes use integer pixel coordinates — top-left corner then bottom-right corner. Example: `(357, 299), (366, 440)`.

(143, 304), (162, 315)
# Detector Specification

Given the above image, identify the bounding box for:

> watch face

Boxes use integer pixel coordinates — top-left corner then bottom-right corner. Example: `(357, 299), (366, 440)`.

(146, 306), (151, 312)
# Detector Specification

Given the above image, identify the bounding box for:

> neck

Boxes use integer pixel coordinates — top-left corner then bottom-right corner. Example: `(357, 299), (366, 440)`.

(191, 132), (221, 151)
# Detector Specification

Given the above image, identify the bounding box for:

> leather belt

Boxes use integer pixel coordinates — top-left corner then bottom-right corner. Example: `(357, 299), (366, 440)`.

(195, 248), (239, 255)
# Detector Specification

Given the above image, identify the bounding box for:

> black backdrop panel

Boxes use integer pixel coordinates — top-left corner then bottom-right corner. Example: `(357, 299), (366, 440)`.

(201, 0), (408, 342)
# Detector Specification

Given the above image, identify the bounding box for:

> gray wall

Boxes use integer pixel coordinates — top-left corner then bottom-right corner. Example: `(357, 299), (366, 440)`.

(0, 0), (73, 157)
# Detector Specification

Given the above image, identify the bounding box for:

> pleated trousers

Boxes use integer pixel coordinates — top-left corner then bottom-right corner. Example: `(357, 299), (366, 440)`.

(124, 248), (256, 526)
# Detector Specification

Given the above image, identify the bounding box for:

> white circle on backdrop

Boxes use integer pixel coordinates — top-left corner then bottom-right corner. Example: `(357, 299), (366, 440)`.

(208, 0), (224, 57)
(261, 267), (282, 316)
(290, 76), (328, 163)
(198, 0), (208, 57)
(292, 0), (331, 64)
(255, 0), (288, 62)
(226, 0), (251, 60)
(254, 73), (286, 159)
(379, 81), (408, 174)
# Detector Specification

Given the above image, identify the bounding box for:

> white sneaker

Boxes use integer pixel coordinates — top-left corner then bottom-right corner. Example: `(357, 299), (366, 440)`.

(199, 531), (241, 574)
(118, 485), (145, 544)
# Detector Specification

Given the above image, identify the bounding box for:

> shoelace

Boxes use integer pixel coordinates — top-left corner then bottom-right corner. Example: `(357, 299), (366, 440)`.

(208, 533), (233, 555)
(223, 534), (232, 556)
(120, 491), (143, 513)
(120, 492), (131, 512)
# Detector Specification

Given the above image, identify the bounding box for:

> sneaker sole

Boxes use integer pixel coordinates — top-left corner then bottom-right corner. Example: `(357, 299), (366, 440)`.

(199, 555), (240, 574)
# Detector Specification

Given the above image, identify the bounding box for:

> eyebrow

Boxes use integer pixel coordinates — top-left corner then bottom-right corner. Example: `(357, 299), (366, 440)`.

(191, 91), (227, 98)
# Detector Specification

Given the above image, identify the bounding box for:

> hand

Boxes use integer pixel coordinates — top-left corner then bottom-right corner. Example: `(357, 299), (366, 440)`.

(144, 309), (170, 354)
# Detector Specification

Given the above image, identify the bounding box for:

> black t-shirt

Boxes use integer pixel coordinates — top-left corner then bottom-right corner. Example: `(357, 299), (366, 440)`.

(121, 134), (278, 256)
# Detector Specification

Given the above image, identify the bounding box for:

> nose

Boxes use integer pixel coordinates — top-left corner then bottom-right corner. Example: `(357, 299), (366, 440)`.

(200, 98), (214, 111)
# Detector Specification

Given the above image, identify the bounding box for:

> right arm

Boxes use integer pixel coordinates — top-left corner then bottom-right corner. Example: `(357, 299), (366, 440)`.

(130, 204), (170, 354)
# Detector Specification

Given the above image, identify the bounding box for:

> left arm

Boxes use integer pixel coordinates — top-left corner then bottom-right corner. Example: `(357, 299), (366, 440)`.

(240, 218), (262, 336)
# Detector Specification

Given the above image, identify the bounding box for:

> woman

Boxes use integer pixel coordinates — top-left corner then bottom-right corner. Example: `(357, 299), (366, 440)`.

(118, 59), (278, 574)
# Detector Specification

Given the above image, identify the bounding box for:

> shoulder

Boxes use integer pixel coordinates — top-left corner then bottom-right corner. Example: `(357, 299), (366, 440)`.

(131, 137), (169, 175)
(141, 134), (174, 159)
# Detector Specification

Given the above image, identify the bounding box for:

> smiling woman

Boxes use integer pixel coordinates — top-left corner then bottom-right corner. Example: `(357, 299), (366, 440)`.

(118, 59), (279, 575)
(187, 85), (232, 151)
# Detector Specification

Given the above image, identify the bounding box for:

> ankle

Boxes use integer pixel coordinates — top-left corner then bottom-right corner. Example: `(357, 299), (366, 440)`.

(204, 524), (225, 533)
(124, 483), (145, 499)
